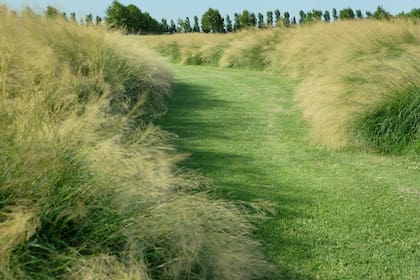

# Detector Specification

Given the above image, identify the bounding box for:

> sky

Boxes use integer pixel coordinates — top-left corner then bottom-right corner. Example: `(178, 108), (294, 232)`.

(2, 0), (419, 21)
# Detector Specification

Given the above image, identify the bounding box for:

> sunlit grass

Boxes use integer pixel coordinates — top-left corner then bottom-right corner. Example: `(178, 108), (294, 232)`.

(159, 65), (420, 279)
(0, 7), (274, 279)
(140, 20), (420, 154)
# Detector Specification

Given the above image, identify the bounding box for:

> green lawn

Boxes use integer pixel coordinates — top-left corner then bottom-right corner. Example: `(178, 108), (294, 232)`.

(157, 65), (419, 279)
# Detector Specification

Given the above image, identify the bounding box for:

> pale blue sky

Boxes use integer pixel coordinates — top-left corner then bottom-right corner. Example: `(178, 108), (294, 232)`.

(2, 1), (419, 21)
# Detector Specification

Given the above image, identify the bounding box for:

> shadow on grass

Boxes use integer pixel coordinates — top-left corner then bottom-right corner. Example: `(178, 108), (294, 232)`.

(157, 81), (315, 280)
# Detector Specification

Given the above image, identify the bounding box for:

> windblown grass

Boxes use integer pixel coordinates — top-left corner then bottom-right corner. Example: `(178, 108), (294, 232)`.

(0, 7), (274, 279)
(139, 28), (282, 70)
(272, 20), (420, 152)
(140, 20), (420, 154)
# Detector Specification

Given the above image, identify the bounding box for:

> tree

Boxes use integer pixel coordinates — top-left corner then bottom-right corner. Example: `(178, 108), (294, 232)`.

(234, 13), (241, 30)
(45, 6), (60, 18)
(266, 11), (273, 27)
(339, 7), (355, 20)
(257, 13), (265, 28)
(283, 12), (290, 27)
(70, 12), (77, 22)
(85, 13), (93, 26)
(274, 9), (281, 25)
(324, 10), (331, 22)
(184, 17), (192, 32)
(201, 8), (224, 33)
(332, 8), (338, 20)
(408, 8), (420, 18)
(366, 11), (373, 18)
(241, 10), (251, 27)
(170, 19), (176, 33)
(126, 4), (143, 33)
(356, 9), (363, 19)
(193, 16), (200, 32)
(177, 18), (184, 32)
(95, 16), (102, 25)
(161, 18), (169, 33)
(307, 9), (322, 23)
(373, 6), (392, 20)
(292, 16), (297, 25)
(299, 10), (307, 24)
(105, 1), (162, 34)
(225, 15), (233, 32)
(105, 1), (129, 29)
(249, 13), (257, 27)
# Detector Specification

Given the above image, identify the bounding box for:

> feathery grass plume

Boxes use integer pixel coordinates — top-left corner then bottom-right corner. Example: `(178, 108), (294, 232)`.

(137, 32), (234, 66)
(67, 254), (151, 280)
(0, 206), (40, 277)
(0, 6), (274, 279)
(272, 20), (420, 151)
(219, 28), (282, 70)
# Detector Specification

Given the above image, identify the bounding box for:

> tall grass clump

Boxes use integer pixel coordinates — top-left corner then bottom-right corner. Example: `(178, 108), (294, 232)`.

(136, 33), (233, 66)
(356, 86), (420, 153)
(270, 20), (420, 152)
(0, 7), (274, 279)
(138, 29), (282, 70)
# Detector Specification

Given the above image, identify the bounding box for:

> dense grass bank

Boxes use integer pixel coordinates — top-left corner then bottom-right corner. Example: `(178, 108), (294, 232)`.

(139, 20), (420, 155)
(0, 9), (274, 279)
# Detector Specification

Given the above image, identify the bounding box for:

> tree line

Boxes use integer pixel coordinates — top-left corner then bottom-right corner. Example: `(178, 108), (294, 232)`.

(43, 1), (420, 34)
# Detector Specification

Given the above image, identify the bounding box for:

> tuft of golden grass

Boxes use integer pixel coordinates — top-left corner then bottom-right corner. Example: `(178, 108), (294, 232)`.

(0, 7), (274, 279)
(269, 20), (420, 149)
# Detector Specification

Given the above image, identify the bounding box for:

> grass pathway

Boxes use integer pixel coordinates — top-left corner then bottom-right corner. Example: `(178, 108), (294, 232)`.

(158, 65), (419, 279)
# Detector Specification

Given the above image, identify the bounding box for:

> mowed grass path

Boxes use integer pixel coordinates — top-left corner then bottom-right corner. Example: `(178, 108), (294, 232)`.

(157, 65), (419, 279)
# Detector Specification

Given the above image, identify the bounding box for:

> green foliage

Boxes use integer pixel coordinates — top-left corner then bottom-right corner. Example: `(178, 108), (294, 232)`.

(408, 8), (420, 18)
(241, 10), (251, 28)
(332, 8), (338, 20)
(193, 15), (200, 32)
(201, 8), (224, 33)
(45, 6), (60, 18)
(249, 13), (257, 27)
(105, 0), (162, 34)
(266, 11), (273, 27)
(299, 10), (307, 24)
(356, 86), (420, 153)
(274, 9), (281, 25)
(283, 12), (291, 26)
(373, 6), (392, 20)
(234, 13), (241, 30)
(324, 10), (331, 22)
(225, 15), (233, 32)
(339, 7), (355, 20)
(398, 8), (420, 20)
(170, 19), (176, 33)
(70, 12), (76, 22)
(306, 9), (323, 23)
(85, 13), (93, 25)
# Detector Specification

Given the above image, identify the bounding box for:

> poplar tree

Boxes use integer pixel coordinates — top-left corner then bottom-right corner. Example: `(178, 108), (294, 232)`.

(274, 9), (281, 25)
(258, 13), (265, 28)
(193, 16), (200, 32)
(323, 10), (330, 22)
(266, 11), (273, 27)
(225, 15), (233, 32)
(332, 8), (338, 20)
